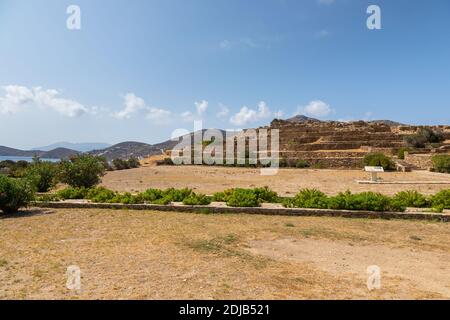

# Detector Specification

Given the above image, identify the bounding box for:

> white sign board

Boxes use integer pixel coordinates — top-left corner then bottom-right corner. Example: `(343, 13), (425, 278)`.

(365, 166), (384, 173)
(364, 166), (384, 182)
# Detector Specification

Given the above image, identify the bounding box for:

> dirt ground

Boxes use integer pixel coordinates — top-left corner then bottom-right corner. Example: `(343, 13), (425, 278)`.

(1, 208), (449, 300)
(101, 166), (450, 196)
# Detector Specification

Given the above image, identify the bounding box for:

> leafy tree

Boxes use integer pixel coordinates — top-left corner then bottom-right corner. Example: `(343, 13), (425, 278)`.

(25, 159), (58, 192)
(59, 155), (106, 188)
(0, 175), (35, 214)
(363, 153), (395, 170)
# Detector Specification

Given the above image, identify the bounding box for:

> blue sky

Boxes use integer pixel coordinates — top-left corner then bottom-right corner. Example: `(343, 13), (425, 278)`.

(0, 0), (449, 149)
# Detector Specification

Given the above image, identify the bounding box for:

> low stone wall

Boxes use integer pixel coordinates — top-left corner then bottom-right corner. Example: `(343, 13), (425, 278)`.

(32, 202), (449, 222)
(404, 153), (434, 170)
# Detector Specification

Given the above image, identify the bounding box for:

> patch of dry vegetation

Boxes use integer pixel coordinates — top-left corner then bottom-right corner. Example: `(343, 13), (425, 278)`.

(1, 208), (449, 299)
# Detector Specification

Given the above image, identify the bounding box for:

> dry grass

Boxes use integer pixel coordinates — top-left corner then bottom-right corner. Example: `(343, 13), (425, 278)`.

(1, 208), (449, 300)
(101, 166), (450, 196)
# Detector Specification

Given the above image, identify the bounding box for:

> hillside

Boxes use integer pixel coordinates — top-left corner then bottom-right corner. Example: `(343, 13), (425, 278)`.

(0, 146), (79, 159)
(88, 141), (166, 160)
(33, 142), (111, 152)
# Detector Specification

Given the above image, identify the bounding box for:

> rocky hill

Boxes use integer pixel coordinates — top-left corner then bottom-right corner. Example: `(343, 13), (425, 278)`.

(33, 142), (111, 152)
(0, 146), (79, 159)
(88, 141), (179, 161)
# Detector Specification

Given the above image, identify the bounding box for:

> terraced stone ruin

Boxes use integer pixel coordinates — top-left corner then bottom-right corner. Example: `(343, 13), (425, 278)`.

(270, 120), (450, 169)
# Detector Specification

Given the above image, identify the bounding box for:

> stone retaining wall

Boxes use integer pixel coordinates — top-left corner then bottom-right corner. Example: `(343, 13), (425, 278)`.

(32, 202), (449, 222)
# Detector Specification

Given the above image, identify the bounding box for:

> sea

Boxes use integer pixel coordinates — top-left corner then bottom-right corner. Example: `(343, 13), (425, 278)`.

(0, 156), (60, 163)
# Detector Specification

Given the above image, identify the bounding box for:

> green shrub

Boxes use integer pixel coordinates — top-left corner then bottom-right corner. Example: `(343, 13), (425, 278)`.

(431, 155), (450, 173)
(57, 187), (89, 200)
(0, 160), (29, 178)
(163, 188), (193, 202)
(59, 155), (106, 188)
(212, 187), (277, 205)
(137, 188), (192, 204)
(183, 193), (211, 206)
(363, 153), (395, 170)
(109, 192), (140, 204)
(35, 193), (61, 202)
(392, 190), (429, 208)
(157, 158), (175, 166)
(138, 189), (164, 202)
(397, 147), (411, 160)
(284, 189), (329, 209)
(0, 175), (35, 214)
(405, 128), (444, 148)
(150, 195), (173, 205)
(86, 187), (117, 203)
(112, 159), (129, 170)
(430, 190), (450, 209)
(212, 189), (234, 202)
(226, 189), (261, 207)
(253, 186), (279, 203)
(127, 157), (140, 169)
(328, 191), (404, 212)
(295, 160), (310, 168)
(25, 160), (58, 192)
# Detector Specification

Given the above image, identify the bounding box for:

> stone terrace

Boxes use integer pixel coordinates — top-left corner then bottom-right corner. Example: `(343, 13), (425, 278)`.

(269, 120), (450, 169)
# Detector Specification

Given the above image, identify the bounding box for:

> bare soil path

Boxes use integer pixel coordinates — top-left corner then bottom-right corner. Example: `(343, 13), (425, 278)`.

(101, 166), (450, 196)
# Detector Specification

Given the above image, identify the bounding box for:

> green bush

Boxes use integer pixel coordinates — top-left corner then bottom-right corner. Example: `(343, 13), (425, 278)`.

(59, 155), (106, 188)
(112, 158), (140, 170)
(157, 158), (175, 166)
(0, 160), (29, 178)
(212, 187), (277, 204)
(138, 188), (164, 202)
(108, 192), (140, 204)
(35, 193), (61, 202)
(431, 155), (450, 173)
(25, 160), (58, 192)
(284, 189), (329, 209)
(0, 175), (35, 214)
(430, 190), (450, 209)
(165, 188), (193, 202)
(57, 187), (89, 200)
(295, 160), (310, 168)
(392, 190), (429, 208)
(253, 186), (279, 203)
(405, 128), (444, 148)
(226, 189), (261, 207)
(137, 188), (192, 204)
(328, 191), (404, 212)
(397, 147), (411, 160)
(127, 157), (140, 168)
(112, 159), (129, 170)
(212, 189), (234, 202)
(363, 153), (395, 170)
(183, 193), (211, 206)
(86, 187), (117, 203)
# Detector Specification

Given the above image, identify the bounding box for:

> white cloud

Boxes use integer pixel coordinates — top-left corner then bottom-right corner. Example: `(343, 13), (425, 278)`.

(181, 111), (195, 122)
(296, 100), (334, 118)
(195, 100), (208, 115)
(230, 101), (276, 126)
(113, 93), (172, 123)
(146, 107), (172, 121)
(216, 104), (230, 119)
(113, 93), (146, 119)
(0, 85), (90, 117)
